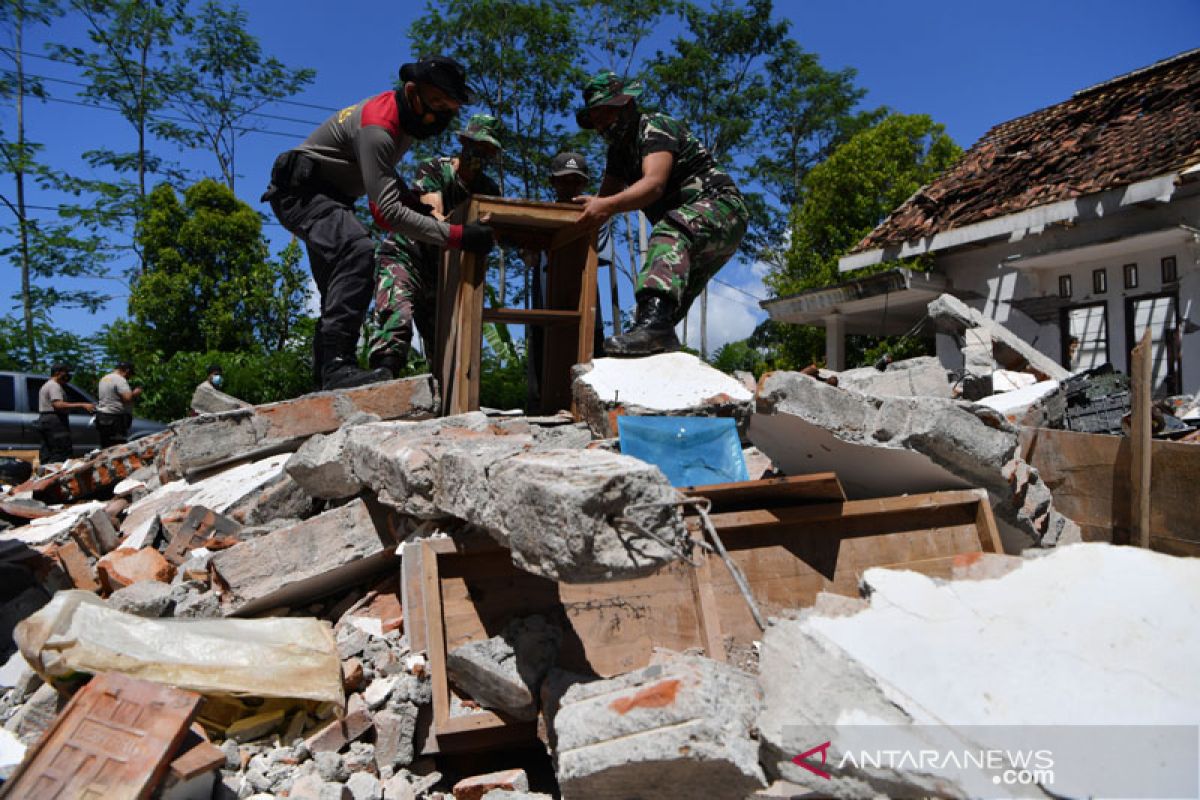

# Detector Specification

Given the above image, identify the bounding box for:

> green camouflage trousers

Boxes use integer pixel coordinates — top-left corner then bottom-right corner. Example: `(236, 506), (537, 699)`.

(366, 236), (438, 361)
(637, 191), (748, 322)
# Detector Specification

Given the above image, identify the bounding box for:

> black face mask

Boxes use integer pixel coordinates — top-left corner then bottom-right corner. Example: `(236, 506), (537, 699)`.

(600, 104), (639, 145)
(397, 88), (456, 140)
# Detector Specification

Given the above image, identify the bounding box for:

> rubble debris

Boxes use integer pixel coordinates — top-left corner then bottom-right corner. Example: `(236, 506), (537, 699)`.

(162, 505), (242, 565)
(209, 498), (397, 616)
(1060, 364), (1130, 434)
(1, 500), (106, 547)
(305, 697), (373, 753)
(287, 426), (366, 499)
(446, 615), (561, 720)
(2, 672), (201, 800)
(13, 431), (172, 505)
(107, 580), (174, 618)
(929, 293), (1070, 382)
(97, 546), (175, 592)
(15, 590), (343, 704)
(572, 352), (754, 438)
(190, 379), (253, 414)
(3, 681), (63, 745)
(757, 544), (1200, 798)
(452, 768), (530, 800)
(54, 540), (100, 591)
(834, 355), (953, 398)
(168, 375), (438, 474)
(551, 653), (766, 799)
(753, 370), (1081, 548)
(483, 449), (686, 582)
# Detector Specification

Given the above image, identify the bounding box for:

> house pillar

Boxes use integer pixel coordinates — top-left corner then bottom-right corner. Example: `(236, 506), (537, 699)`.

(824, 313), (846, 371)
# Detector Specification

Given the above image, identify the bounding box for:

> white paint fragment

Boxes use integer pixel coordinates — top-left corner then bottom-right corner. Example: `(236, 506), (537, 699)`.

(976, 380), (1059, 422)
(112, 477), (146, 497)
(580, 352), (752, 410)
(0, 500), (106, 545)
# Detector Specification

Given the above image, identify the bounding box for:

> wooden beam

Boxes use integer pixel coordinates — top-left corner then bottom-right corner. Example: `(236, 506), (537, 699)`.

(481, 308), (580, 326)
(421, 540), (451, 735)
(1130, 328), (1153, 549)
(684, 474), (846, 510)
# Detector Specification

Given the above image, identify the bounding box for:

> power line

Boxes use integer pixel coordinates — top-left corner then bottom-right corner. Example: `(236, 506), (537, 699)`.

(711, 276), (766, 304)
(2, 69), (326, 127)
(36, 93), (310, 140)
(0, 46), (339, 114)
(2, 200), (287, 227)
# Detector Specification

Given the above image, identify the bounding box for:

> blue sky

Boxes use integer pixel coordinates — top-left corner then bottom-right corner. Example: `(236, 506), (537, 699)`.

(4, 0), (1198, 354)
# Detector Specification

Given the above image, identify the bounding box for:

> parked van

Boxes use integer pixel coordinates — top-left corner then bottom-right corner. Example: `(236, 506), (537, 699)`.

(0, 370), (166, 457)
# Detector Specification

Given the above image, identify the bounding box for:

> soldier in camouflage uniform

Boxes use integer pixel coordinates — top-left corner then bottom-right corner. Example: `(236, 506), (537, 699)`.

(574, 70), (748, 356)
(367, 113), (503, 376)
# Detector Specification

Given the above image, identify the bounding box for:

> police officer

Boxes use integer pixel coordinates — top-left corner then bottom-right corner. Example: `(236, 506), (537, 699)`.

(264, 56), (496, 390)
(37, 364), (94, 465)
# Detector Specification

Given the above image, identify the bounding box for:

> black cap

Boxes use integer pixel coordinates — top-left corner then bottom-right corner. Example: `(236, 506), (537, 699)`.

(206, 364), (222, 375)
(50, 363), (72, 376)
(399, 56), (475, 104)
(550, 152), (589, 179)
(116, 361), (134, 372)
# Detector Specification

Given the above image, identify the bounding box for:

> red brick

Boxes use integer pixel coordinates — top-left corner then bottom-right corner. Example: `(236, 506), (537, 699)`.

(452, 768), (529, 800)
(97, 547), (175, 593)
(56, 540), (100, 592)
(304, 705), (373, 753)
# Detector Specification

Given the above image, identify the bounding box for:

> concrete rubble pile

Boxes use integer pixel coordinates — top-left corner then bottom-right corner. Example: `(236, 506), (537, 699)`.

(0, 347), (1191, 799)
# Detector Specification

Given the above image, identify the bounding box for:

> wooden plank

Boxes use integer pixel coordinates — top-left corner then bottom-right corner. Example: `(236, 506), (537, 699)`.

(401, 543), (427, 653)
(683, 474), (846, 510)
(699, 491), (983, 536)
(475, 195), (585, 228)
(3, 673), (201, 800)
(686, 527), (726, 662)
(575, 232), (600, 370)
(481, 307), (580, 326)
(1018, 426), (1129, 543)
(1130, 329), (1153, 548)
(421, 541), (451, 736)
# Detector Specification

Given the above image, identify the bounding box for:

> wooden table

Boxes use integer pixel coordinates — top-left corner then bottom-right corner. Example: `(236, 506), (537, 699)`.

(435, 196), (599, 416)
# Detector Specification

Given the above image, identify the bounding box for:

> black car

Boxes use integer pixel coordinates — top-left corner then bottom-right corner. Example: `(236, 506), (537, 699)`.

(0, 370), (166, 457)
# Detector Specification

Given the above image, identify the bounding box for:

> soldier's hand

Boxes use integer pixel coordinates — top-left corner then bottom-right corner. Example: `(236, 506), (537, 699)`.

(574, 195), (614, 227)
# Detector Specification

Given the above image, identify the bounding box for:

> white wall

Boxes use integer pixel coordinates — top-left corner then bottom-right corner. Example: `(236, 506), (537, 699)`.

(934, 189), (1200, 393)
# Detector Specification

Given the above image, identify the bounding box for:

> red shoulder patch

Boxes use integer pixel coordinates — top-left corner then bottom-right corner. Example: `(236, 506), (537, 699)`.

(360, 91), (400, 139)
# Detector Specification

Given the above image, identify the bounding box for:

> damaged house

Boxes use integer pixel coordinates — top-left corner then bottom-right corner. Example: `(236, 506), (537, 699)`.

(764, 48), (1200, 394)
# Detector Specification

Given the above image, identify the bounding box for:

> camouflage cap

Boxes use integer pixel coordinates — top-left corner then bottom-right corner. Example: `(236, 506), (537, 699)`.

(575, 69), (644, 129)
(457, 113), (503, 149)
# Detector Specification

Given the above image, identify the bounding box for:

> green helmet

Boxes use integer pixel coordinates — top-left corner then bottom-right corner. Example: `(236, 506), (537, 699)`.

(457, 113), (503, 149)
(575, 69), (644, 129)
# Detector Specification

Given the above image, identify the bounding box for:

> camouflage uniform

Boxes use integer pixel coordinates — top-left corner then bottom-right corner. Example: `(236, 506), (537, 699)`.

(367, 156), (500, 361)
(603, 112), (747, 321)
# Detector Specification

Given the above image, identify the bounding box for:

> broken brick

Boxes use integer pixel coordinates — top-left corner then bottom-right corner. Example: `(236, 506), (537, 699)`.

(55, 540), (100, 592)
(97, 547), (175, 593)
(452, 768), (530, 800)
(162, 505), (243, 566)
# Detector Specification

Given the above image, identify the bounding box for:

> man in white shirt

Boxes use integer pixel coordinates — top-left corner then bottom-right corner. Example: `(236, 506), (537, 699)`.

(95, 361), (142, 448)
(37, 364), (94, 464)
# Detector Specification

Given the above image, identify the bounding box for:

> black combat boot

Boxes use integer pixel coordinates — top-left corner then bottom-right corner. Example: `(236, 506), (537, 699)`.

(321, 353), (392, 390)
(603, 293), (682, 357)
(368, 350), (407, 379)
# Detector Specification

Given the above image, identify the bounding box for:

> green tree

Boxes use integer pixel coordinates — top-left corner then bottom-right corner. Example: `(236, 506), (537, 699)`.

(1, 0), (115, 367)
(125, 178), (310, 359)
(50, 0), (191, 274)
(169, 1), (315, 192)
(765, 113), (961, 367)
(769, 113), (961, 296)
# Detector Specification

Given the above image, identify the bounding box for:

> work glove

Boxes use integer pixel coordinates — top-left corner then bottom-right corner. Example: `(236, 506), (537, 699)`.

(451, 221), (496, 255)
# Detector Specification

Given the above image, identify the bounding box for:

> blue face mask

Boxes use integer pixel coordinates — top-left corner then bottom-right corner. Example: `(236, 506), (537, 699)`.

(211, 374), (223, 388)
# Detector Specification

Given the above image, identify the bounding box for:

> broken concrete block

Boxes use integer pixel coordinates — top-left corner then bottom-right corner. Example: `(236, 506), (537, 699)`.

(1, 500), (107, 547)
(287, 427), (365, 499)
(225, 470), (315, 526)
(484, 449), (687, 582)
(753, 370), (1081, 548)
(447, 615), (561, 720)
(758, 544), (1200, 798)
(190, 380), (253, 414)
(834, 355), (952, 398)
(210, 499), (396, 617)
(170, 375), (438, 474)
(107, 580), (174, 617)
(929, 294), (1069, 381)
(3, 681), (63, 745)
(552, 654), (765, 799)
(372, 703), (418, 772)
(97, 546), (175, 593)
(572, 353), (754, 438)
(976, 379), (1059, 424)
(453, 769), (529, 800)
(347, 771), (384, 800)
(451, 618), (561, 724)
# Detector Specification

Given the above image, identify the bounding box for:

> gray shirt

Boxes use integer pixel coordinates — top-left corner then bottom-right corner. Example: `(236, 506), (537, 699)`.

(97, 372), (132, 415)
(37, 379), (65, 413)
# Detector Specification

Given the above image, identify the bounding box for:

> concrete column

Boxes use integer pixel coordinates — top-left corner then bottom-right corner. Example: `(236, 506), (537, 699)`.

(824, 313), (846, 371)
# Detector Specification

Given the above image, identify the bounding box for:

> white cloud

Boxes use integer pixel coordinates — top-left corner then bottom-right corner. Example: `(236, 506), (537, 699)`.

(676, 268), (768, 354)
